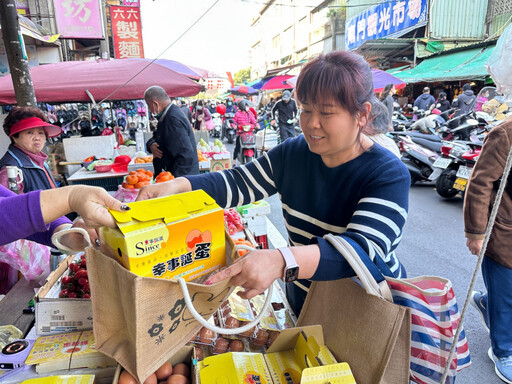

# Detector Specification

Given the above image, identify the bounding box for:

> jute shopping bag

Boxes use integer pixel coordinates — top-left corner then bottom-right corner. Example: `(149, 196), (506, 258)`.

(297, 278), (411, 384)
(84, 236), (235, 383)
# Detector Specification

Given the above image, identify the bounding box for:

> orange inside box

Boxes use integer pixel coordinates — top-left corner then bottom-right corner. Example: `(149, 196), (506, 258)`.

(99, 190), (225, 281)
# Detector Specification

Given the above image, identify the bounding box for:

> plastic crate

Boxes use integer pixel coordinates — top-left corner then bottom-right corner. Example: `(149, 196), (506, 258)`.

(254, 234), (269, 249)
(70, 176), (124, 191)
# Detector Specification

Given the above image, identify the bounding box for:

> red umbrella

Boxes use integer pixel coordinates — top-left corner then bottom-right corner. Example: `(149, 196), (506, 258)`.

(228, 85), (259, 96)
(260, 75), (294, 90)
(0, 59), (202, 104)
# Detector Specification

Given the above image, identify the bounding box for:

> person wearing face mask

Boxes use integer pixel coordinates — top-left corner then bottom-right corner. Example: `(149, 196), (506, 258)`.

(225, 99), (237, 114)
(272, 90), (298, 142)
(144, 86), (199, 177)
(0, 107), (62, 193)
(192, 100), (213, 131)
(232, 100), (257, 160)
(207, 100), (217, 115)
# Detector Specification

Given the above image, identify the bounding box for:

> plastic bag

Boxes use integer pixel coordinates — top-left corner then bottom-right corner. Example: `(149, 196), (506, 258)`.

(113, 184), (139, 203)
(0, 239), (50, 283)
(486, 23), (512, 101)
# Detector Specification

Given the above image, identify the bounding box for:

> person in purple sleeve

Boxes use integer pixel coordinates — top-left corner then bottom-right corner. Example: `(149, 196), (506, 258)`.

(0, 184), (126, 249)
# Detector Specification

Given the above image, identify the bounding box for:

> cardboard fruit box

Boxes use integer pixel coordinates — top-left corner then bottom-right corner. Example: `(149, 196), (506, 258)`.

(197, 325), (356, 384)
(99, 190), (225, 281)
(35, 255), (92, 336)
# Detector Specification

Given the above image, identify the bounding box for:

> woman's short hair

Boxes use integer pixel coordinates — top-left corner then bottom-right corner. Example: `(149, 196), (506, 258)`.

(438, 92), (447, 99)
(3, 106), (48, 143)
(296, 50), (373, 119)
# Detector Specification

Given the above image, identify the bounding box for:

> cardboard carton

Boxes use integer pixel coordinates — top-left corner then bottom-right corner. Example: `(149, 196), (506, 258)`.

(99, 190), (225, 281)
(35, 256), (92, 336)
(197, 325), (356, 384)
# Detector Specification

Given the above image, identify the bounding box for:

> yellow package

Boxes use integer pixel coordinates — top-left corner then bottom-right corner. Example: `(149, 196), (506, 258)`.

(100, 190), (225, 281)
(21, 375), (95, 384)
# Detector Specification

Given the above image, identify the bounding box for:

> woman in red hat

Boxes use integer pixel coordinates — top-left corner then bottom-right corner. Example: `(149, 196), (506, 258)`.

(0, 106), (62, 193)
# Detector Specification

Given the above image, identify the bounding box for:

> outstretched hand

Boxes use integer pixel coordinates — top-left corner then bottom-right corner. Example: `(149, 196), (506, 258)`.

(205, 250), (284, 300)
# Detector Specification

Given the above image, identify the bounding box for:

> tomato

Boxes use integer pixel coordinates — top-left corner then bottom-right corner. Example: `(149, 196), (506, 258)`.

(74, 269), (88, 280)
(68, 291), (78, 298)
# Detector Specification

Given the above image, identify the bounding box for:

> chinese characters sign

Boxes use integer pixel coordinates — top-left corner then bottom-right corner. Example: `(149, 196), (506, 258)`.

(122, 0), (140, 6)
(111, 6), (145, 59)
(53, 0), (103, 39)
(345, 0), (427, 51)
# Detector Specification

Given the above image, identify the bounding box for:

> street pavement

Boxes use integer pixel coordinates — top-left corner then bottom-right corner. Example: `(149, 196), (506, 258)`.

(225, 139), (500, 382)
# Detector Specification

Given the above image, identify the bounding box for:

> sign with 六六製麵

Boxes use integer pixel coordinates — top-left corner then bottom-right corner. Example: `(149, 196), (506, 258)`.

(110, 5), (145, 59)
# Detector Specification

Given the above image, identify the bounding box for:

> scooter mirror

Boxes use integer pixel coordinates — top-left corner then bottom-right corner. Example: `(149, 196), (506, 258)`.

(413, 106), (418, 111)
(467, 118), (479, 126)
(436, 103), (441, 108)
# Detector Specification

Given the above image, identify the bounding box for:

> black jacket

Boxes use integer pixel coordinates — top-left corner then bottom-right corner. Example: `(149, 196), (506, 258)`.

(437, 99), (451, 112)
(146, 104), (199, 177)
(272, 99), (298, 125)
(452, 90), (476, 117)
(0, 144), (55, 192)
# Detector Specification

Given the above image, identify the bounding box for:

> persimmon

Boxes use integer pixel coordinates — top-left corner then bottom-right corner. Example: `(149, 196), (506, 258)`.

(134, 182), (145, 189)
(145, 170), (153, 178)
(129, 171), (137, 175)
(134, 158), (145, 164)
(136, 168), (146, 173)
(124, 184), (135, 189)
(157, 172), (172, 182)
(126, 175), (138, 185)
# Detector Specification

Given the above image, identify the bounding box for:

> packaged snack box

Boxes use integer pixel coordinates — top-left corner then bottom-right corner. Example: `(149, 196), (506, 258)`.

(99, 190), (225, 281)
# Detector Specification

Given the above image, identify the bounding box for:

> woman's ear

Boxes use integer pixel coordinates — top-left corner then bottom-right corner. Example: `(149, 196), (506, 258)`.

(357, 102), (372, 127)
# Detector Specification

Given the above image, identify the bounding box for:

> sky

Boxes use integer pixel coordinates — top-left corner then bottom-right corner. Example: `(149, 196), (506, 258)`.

(140, 0), (261, 76)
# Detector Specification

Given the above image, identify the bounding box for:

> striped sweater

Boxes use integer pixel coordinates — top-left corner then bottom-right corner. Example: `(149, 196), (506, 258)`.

(187, 135), (410, 314)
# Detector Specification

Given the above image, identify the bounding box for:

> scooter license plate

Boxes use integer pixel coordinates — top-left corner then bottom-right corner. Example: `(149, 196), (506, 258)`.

(454, 177), (467, 191)
(456, 165), (472, 179)
(433, 157), (452, 169)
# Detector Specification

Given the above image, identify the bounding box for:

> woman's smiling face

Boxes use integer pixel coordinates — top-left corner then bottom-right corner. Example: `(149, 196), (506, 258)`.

(300, 98), (370, 167)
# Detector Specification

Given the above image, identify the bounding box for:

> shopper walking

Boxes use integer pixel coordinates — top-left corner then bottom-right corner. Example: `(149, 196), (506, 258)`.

(137, 50), (410, 316)
(414, 87), (436, 110)
(365, 98), (400, 158)
(452, 83), (476, 117)
(436, 92), (451, 112)
(271, 90), (298, 142)
(144, 86), (199, 177)
(464, 116), (512, 383)
(379, 83), (395, 120)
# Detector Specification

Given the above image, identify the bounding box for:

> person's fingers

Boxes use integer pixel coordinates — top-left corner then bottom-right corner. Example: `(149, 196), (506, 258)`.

(205, 262), (243, 285)
(237, 288), (261, 300)
(100, 191), (127, 213)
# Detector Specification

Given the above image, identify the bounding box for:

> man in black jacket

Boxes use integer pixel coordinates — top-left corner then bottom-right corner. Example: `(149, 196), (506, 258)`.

(271, 90), (298, 142)
(144, 86), (199, 177)
(452, 83), (476, 117)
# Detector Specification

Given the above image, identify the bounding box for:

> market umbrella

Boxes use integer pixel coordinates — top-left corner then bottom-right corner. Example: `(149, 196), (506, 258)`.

(372, 69), (406, 93)
(285, 76), (298, 87)
(0, 59), (202, 104)
(260, 75), (294, 90)
(228, 85), (259, 96)
(145, 58), (201, 80)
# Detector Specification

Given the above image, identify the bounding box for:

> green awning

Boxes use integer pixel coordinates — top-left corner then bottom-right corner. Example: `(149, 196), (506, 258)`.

(395, 45), (494, 83)
(386, 65), (410, 75)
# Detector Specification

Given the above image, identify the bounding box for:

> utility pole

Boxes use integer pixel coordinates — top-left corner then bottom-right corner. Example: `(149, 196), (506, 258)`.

(99, 0), (110, 59)
(0, 0), (36, 106)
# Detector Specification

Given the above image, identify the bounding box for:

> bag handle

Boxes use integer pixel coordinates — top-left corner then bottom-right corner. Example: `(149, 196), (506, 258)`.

(51, 227), (92, 254)
(179, 243), (274, 335)
(324, 234), (393, 302)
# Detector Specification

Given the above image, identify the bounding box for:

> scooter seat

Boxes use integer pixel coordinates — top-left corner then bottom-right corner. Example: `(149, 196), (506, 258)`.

(402, 131), (442, 142)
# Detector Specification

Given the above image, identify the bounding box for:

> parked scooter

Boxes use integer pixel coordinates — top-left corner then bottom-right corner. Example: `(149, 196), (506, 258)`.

(211, 113), (223, 138)
(391, 133), (440, 184)
(435, 142), (482, 198)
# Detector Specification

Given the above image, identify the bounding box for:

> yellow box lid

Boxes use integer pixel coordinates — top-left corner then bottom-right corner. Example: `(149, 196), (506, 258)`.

(109, 190), (220, 234)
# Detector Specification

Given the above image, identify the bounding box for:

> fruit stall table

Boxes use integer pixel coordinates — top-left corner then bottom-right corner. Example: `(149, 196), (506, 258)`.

(67, 163), (154, 191)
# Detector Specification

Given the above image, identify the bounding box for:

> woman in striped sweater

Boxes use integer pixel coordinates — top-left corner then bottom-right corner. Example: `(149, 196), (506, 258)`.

(137, 50), (410, 316)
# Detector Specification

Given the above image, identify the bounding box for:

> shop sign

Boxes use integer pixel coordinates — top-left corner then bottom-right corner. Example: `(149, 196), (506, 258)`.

(16, 0), (30, 16)
(53, 0), (104, 39)
(122, 0), (140, 6)
(110, 5), (145, 59)
(345, 0), (428, 51)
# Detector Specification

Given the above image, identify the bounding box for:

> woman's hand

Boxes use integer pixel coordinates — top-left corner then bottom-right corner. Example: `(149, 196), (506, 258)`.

(67, 186), (126, 228)
(136, 177), (192, 201)
(205, 250), (285, 299)
(56, 218), (99, 251)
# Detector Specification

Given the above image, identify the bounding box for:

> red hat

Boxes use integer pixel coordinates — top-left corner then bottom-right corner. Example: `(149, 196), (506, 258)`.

(9, 117), (62, 138)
